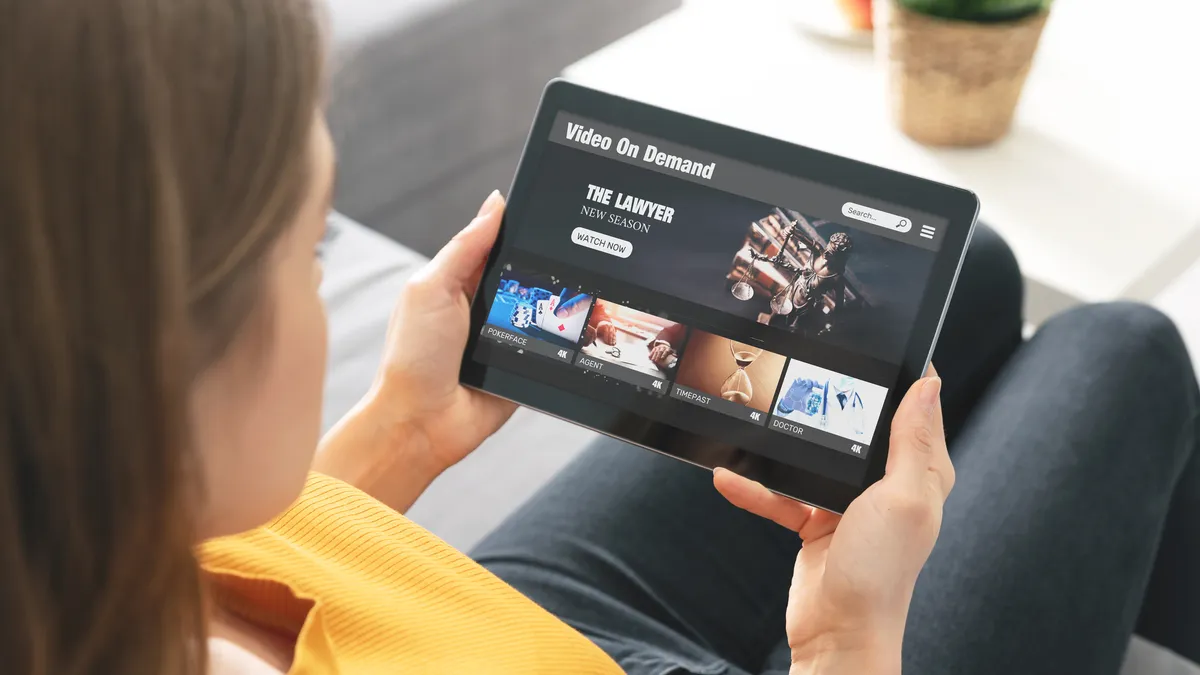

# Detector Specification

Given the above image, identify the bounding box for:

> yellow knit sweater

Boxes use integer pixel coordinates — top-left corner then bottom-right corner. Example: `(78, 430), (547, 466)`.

(200, 473), (622, 674)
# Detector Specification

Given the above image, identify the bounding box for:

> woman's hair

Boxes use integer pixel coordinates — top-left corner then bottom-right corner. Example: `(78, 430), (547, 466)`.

(0, 1), (325, 673)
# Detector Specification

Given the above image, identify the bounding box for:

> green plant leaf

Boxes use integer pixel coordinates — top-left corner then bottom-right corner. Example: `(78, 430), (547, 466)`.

(898, 0), (1050, 22)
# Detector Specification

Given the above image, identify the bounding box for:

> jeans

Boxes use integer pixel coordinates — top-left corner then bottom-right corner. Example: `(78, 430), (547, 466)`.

(472, 225), (1200, 675)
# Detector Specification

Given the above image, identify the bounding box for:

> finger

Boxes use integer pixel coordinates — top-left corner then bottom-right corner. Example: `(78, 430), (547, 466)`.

(464, 265), (488, 303)
(925, 366), (952, 496)
(555, 291), (592, 318)
(714, 468), (815, 532)
(922, 364), (947, 455)
(925, 364), (946, 434)
(477, 190), (504, 218)
(418, 191), (506, 296)
(797, 508), (842, 544)
(885, 377), (941, 477)
(886, 376), (952, 498)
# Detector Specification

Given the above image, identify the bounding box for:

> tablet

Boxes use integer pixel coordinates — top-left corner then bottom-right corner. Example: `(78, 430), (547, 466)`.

(461, 80), (978, 513)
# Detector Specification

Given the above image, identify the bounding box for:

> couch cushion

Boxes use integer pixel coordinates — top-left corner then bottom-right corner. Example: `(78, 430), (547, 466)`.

(319, 213), (425, 430)
(325, 0), (680, 257)
(328, 0), (462, 46)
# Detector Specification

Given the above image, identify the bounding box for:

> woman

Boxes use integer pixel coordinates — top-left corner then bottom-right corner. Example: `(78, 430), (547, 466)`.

(1, 1), (1197, 674)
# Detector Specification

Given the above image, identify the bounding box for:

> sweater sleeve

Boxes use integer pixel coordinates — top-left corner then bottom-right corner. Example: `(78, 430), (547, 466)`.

(200, 473), (622, 675)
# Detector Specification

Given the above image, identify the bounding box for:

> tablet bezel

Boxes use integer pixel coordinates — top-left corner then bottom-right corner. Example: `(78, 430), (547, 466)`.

(459, 80), (979, 513)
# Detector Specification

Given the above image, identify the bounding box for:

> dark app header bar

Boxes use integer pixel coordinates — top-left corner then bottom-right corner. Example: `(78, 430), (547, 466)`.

(549, 112), (946, 252)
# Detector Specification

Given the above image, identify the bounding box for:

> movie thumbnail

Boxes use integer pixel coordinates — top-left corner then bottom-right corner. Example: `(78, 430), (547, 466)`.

(579, 300), (686, 380)
(674, 331), (787, 414)
(727, 209), (867, 334)
(772, 360), (889, 443)
(485, 267), (593, 350)
(724, 208), (932, 362)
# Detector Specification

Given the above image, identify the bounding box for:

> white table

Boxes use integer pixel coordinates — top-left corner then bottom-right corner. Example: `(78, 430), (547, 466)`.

(563, 0), (1200, 322)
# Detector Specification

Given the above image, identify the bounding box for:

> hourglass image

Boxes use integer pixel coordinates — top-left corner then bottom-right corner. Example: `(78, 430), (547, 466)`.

(720, 340), (764, 405)
(675, 330), (787, 415)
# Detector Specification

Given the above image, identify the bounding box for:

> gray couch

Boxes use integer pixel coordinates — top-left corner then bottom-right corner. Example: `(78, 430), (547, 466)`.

(328, 0), (681, 258)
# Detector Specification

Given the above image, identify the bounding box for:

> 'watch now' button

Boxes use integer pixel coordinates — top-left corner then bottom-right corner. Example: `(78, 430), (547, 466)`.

(571, 227), (633, 259)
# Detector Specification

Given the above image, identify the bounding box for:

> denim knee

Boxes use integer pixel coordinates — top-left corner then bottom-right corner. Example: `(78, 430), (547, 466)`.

(942, 224), (1025, 336)
(1040, 301), (1198, 419)
(967, 225), (1022, 288)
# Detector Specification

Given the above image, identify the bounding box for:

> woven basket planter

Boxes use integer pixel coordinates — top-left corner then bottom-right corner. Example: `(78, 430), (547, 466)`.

(876, 0), (1049, 146)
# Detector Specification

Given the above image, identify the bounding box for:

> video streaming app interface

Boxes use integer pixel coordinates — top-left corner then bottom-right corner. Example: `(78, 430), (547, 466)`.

(473, 113), (947, 485)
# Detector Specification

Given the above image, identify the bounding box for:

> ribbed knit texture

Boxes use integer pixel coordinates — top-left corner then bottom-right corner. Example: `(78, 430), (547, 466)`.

(200, 473), (622, 674)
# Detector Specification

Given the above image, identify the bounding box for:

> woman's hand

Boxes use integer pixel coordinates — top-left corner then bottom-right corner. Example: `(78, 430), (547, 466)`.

(714, 367), (952, 675)
(316, 192), (518, 511)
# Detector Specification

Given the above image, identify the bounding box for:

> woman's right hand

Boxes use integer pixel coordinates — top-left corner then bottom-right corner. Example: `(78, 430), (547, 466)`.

(714, 367), (953, 675)
(316, 192), (517, 513)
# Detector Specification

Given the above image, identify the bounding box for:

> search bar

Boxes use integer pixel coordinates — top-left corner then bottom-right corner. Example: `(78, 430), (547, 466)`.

(841, 202), (912, 233)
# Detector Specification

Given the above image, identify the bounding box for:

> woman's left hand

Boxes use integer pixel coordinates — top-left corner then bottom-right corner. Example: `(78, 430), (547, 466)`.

(714, 366), (952, 674)
(316, 191), (517, 511)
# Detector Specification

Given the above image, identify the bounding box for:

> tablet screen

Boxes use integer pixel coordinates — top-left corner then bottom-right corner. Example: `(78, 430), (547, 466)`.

(469, 110), (951, 489)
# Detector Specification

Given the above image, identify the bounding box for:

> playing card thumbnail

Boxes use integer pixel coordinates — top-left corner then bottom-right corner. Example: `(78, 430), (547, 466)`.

(485, 267), (592, 350)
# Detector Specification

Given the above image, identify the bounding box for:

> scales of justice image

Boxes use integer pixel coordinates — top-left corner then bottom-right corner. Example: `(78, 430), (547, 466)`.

(727, 208), (874, 335)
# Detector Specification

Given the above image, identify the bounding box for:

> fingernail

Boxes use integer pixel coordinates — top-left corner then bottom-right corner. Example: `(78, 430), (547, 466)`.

(477, 190), (503, 217)
(920, 377), (942, 412)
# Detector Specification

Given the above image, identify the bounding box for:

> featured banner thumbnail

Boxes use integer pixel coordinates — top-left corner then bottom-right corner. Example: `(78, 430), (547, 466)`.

(515, 141), (937, 363)
(672, 330), (787, 424)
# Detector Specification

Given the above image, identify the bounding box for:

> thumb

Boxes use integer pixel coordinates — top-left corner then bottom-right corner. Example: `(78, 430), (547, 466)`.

(885, 375), (953, 499)
(419, 191), (505, 295)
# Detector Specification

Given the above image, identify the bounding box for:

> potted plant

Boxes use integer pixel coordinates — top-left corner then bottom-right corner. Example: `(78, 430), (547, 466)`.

(875, 0), (1052, 146)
